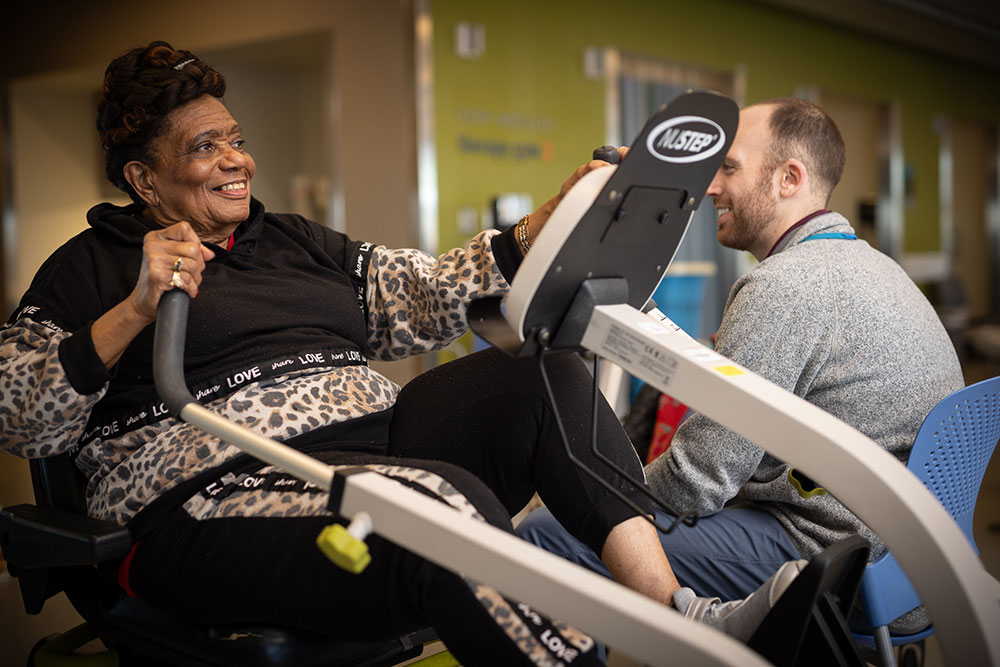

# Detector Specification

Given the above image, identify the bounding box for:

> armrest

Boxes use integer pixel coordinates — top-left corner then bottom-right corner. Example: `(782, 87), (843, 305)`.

(0, 503), (132, 567)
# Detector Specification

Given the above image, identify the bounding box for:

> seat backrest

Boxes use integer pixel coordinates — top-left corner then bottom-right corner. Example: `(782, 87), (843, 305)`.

(905, 376), (1000, 542)
(15, 455), (439, 667)
(859, 376), (1000, 628)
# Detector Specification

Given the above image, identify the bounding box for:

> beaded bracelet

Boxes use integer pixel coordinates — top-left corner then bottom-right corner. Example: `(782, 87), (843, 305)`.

(516, 214), (531, 253)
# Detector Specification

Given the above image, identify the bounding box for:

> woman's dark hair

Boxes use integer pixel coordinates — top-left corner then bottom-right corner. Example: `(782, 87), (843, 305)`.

(97, 41), (226, 204)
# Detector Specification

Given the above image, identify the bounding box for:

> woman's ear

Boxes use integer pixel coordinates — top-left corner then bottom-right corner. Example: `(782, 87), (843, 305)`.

(123, 161), (159, 208)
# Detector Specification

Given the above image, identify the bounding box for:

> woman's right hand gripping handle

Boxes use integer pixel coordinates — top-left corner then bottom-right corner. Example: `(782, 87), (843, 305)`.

(91, 221), (215, 369)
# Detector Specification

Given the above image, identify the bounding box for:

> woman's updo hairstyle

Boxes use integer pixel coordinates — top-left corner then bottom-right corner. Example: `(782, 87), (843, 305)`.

(97, 41), (226, 204)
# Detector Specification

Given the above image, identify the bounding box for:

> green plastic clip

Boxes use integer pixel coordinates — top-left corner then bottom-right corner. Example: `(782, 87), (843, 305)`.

(316, 522), (372, 574)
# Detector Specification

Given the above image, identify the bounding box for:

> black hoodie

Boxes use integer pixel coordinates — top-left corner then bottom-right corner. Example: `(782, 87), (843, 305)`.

(4, 197), (514, 523)
(7, 197), (376, 442)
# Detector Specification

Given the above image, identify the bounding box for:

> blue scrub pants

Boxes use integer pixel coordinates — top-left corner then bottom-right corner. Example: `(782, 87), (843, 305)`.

(517, 505), (803, 602)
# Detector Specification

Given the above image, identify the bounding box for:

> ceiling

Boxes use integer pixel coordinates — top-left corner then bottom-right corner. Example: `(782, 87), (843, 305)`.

(753, 0), (1000, 72)
(3, 1), (999, 82)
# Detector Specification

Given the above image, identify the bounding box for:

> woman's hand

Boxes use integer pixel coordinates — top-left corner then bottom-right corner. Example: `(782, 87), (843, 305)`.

(127, 222), (216, 322)
(91, 222), (215, 369)
(516, 146), (629, 254)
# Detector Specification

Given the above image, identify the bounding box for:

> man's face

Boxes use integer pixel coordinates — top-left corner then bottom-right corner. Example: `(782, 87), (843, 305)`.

(706, 105), (779, 255)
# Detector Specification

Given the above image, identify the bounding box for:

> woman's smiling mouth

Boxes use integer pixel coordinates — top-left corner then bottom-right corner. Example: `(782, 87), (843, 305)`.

(214, 181), (248, 195)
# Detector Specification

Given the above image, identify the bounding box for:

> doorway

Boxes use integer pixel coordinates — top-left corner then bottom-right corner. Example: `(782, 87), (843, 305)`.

(813, 89), (902, 260)
(943, 117), (999, 323)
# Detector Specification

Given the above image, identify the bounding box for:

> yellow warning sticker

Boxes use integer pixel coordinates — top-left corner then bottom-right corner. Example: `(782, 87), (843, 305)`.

(713, 365), (744, 376)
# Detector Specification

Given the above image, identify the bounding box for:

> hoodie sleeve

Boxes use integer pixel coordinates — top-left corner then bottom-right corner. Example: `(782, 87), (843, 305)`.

(0, 232), (118, 458)
(364, 230), (510, 360)
(0, 315), (109, 458)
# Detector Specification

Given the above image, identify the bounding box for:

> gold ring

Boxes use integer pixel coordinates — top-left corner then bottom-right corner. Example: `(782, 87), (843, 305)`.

(172, 257), (184, 273)
(169, 271), (184, 289)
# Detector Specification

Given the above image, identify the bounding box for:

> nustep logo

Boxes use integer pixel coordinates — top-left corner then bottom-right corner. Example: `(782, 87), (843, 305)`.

(647, 115), (725, 163)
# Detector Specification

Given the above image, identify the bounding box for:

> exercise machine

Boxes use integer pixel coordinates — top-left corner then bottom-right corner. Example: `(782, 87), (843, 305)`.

(470, 90), (1000, 665)
(148, 90), (998, 664)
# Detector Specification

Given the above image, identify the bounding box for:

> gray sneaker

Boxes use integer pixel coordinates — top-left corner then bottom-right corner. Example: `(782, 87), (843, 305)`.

(672, 559), (808, 642)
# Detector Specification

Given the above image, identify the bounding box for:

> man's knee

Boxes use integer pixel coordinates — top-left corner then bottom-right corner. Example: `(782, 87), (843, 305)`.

(516, 507), (564, 548)
(516, 507), (612, 578)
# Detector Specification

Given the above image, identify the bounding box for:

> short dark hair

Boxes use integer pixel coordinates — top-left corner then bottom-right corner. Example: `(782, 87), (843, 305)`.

(97, 41), (226, 204)
(753, 97), (845, 204)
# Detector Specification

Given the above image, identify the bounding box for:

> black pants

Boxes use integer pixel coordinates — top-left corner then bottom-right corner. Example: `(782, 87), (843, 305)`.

(127, 349), (650, 666)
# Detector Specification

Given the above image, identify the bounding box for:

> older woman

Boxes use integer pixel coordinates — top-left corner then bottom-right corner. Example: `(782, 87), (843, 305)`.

(0, 40), (660, 664)
(1, 41), (794, 664)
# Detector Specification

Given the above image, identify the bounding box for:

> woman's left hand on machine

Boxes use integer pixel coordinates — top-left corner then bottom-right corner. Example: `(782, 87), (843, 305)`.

(515, 146), (628, 255)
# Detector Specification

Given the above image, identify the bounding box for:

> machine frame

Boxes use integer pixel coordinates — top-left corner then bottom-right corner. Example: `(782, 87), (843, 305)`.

(153, 90), (1000, 665)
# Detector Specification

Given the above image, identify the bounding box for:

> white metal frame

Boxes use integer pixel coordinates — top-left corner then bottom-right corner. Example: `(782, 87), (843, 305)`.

(175, 157), (1000, 666)
(507, 171), (1000, 665)
(178, 400), (767, 666)
(581, 303), (1000, 665)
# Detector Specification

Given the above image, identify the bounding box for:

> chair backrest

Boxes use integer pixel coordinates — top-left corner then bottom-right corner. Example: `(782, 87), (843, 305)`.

(906, 376), (1000, 542)
(859, 376), (1000, 628)
(14, 455), (439, 667)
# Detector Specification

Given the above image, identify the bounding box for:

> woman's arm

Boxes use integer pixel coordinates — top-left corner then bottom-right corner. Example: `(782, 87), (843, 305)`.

(92, 220), (214, 368)
(362, 154), (624, 360)
(0, 321), (105, 458)
(365, 230), (507, 360)
(0, 220), (215, 457)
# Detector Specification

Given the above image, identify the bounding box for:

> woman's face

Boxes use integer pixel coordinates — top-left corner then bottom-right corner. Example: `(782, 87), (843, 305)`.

(140, 95), (256, 233)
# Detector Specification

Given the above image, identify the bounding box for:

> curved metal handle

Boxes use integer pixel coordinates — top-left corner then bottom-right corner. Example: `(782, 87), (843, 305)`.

(153, 289), (195, 416)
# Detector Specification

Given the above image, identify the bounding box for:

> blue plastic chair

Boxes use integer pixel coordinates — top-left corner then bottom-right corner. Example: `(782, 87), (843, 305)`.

(853, 376), (1000, 666)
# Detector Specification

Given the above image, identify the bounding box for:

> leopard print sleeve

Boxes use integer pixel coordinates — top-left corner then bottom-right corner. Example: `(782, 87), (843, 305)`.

(365, 229), (510, 360)
(0, 320), (105, 458)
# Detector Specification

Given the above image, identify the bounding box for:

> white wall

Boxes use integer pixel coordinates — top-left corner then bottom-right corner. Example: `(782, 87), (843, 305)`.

(2, 0), (419, 312)
(9, 75), (127, 301)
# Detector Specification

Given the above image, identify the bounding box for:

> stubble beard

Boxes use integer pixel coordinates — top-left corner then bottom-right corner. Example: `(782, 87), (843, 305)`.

(718, 170), (777, 253)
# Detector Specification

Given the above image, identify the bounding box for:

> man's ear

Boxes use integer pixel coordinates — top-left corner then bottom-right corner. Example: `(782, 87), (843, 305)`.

(123, 161), (159, 208)
(778, 159), (806, 198)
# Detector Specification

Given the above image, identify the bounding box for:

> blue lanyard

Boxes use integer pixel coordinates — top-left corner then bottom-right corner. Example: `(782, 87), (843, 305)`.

(799, 232), (857, 243)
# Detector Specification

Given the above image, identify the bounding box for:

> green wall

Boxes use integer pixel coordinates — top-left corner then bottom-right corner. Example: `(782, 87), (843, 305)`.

(431, 0), (1000, 254)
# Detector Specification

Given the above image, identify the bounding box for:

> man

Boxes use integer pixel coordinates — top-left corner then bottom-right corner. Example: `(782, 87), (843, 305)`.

(517, 97), (963, 634)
